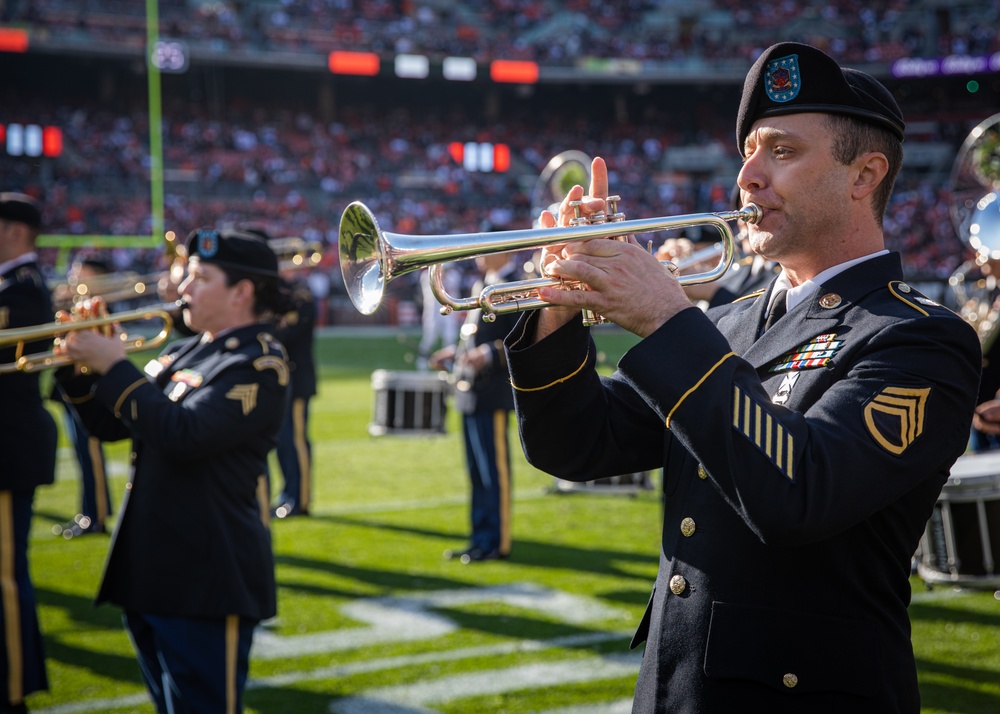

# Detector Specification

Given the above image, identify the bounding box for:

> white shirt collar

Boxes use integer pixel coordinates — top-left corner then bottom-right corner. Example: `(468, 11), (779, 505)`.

(769, 249), (889, 314)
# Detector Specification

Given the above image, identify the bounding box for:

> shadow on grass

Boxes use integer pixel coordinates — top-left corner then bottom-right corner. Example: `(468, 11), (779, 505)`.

(247, 685), (343, 714)
(313, 514), (656, 580)
(35, 584), (122, 630)
(916, 659), (1000, 714)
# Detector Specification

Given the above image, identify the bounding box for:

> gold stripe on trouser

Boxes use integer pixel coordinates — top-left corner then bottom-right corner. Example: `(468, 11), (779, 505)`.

(0, 491), (24, 703)
(88, 436), (109, 525)
(493, 410), (512, 556)
(292, 398), (311, 509)
(225, 615), (238, 714)
(256, 476), (270, 527)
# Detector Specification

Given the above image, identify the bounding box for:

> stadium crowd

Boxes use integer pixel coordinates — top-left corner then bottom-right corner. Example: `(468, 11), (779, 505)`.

(7, 0), (999, 66)
(3, 91), (980, 299)
(3, 0), (998, 323)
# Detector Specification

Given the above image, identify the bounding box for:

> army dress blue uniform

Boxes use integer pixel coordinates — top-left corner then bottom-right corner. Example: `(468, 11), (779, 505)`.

(453, 289), (520, 560)
(56, 323), (289, 713)
(505, 253), (980, 713)
(0, 253), (56, 711)
(272, 276), (317, 517)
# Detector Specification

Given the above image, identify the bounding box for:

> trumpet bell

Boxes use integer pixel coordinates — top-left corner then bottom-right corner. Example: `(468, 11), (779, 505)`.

(969, 190), (1000, 261)
(340, 202), (389, 315)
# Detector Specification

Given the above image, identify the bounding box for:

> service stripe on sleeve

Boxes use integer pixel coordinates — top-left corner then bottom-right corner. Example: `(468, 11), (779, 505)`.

(733, 385), (794, 480)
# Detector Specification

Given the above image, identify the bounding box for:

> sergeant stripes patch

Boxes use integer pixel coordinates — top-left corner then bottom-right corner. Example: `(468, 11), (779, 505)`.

(733, 385), (795, 480)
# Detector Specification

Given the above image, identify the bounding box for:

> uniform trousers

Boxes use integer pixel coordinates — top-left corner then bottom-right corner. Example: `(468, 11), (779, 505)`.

(64, 408), (111, 529)
(462, 409), (512, 555)
(123, 611), (255, 714)
(275, 397), (312, 511)
(0, 490), (48, 708)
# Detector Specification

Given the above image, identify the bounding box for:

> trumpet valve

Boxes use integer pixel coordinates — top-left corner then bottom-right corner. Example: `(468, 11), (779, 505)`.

(606, 195), (625, 222)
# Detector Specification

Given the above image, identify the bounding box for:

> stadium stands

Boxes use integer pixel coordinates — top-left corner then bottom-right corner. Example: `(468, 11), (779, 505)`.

(2, 0), (998, 322)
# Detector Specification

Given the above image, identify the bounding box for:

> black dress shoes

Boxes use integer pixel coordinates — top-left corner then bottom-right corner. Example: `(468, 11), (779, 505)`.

(443, 546), (508, 564)
(52, 514), (105, 539)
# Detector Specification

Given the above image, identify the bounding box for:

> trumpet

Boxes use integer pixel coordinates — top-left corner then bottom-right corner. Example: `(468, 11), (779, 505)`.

(339, 201), (761, 323)
(0, 300), (182, 374)
(52, 271), (160, 309)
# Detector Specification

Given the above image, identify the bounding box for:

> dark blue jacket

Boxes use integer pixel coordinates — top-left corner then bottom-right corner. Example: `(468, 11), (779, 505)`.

(0, 259), (56, 493)
(57, 324), (289, 620)
(506, 253), (980, 713)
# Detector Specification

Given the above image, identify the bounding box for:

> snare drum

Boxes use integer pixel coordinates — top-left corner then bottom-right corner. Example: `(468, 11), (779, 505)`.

(917, 451), (1000, 589)
(369, 369), (449, 436)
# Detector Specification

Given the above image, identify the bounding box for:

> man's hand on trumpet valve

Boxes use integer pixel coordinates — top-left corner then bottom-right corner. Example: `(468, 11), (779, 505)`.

(533, 156), (697, 339)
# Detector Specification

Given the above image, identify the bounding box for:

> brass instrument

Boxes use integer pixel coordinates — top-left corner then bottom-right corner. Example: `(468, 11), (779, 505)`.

(339, 200), (761, 323)
(0, 300), (182, 374)
(948, 112), (1000, 347)
(269, 237), (323, 271)
(54, 271), (157, 308)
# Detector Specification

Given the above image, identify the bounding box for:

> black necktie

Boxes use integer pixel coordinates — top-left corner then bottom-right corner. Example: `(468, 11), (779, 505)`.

(763, 288), (788, 332)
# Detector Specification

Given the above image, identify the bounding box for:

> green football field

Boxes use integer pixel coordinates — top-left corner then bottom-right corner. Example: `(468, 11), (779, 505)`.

(22, 328), (1000, 713)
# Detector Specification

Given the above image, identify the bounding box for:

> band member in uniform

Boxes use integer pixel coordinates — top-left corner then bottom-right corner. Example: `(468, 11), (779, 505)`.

(270, 239), (317, 519)
(503, 43), (981, 712)
(0, 192), (56, 714)
(434, 253), (520, 563)
(50, 256), (113, 538)
(55, 227), (292, 713)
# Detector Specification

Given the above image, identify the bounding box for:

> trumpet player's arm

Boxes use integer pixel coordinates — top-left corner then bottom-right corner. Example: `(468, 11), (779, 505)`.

(504, 313), (670, 479)
(508, 290), (980, 542)
(57, 336), (289, 459)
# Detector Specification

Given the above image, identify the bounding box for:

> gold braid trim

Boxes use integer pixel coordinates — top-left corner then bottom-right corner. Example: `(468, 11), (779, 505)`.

(511, 346), (590, 393)
(113, 378), (149, 418)
(665, 351), (737, 428)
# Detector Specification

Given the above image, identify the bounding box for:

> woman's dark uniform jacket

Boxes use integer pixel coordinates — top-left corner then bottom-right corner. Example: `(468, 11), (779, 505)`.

(56, 324), (289, 619)
(0, 259), (57, 493)
(505, 253), (981, 713)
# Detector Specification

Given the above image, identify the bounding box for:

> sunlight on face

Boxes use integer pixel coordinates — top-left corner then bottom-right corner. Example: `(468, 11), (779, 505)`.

(178, 258), (237, 336)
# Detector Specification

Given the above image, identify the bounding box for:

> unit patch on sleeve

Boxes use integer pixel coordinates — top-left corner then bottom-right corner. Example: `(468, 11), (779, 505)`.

(733, 384), (795, 480)
(770, 333), (842, 373)
(862, 386), (931, 455)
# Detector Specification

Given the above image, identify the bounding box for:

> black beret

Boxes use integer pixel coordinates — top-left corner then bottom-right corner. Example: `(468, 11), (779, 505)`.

(185, 227), (279, 277)
(0, 192), (42, 229)
(736, 42), (905, 156)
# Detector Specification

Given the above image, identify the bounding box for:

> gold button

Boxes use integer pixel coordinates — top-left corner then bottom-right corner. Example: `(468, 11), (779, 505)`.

(783, 673), (798, 688)
(697, 464), (708, 480)
(680, 517), (696, 537)
(818, 292), (842, 309)
(669, 574), (687, 595)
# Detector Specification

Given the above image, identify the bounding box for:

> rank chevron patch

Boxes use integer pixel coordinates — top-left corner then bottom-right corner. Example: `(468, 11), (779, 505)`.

(862, 386), (931, 455)
(770, 333), (843, 373)
(227, 383), (259, 415)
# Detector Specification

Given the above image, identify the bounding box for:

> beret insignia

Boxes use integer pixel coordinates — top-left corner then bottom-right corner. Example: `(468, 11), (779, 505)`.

(197, 230), (220, 258)
(766, 54), (800, 103)
(863, 386), (931, 455)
